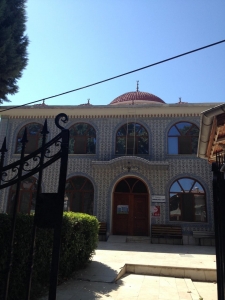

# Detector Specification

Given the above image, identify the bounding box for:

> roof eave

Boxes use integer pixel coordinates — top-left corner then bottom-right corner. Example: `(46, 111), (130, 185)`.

(197, 103), (225, 160)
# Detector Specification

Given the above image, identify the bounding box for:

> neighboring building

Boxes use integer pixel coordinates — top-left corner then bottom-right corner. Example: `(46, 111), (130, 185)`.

(198, 103), (225, 162)
(0, 89), (221, 244)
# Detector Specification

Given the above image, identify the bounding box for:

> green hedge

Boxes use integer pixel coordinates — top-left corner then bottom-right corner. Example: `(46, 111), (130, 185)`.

(0, 212), (99, 299)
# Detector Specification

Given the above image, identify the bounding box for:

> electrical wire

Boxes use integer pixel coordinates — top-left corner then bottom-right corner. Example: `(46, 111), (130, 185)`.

(0, 39), (225, 113)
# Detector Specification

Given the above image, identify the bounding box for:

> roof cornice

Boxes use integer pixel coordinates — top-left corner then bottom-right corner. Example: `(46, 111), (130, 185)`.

(0, 103), (221, 118)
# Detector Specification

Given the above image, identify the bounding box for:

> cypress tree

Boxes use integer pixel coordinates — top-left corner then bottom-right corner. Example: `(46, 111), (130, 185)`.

(0, 0), (29, 103)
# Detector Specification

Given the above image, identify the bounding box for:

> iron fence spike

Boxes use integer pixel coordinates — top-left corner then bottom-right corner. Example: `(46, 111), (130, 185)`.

(41, 119), (49, 135)
(21, 127), (28, 144)
(0, 137), (8, 153)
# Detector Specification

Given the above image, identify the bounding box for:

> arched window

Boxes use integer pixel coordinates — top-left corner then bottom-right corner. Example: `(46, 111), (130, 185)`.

(64, 176), (94, 214)
(116, 123), (148, 155)
(15, 123), (43, 154)
(169, 178), (207, 222)
(115, 177), (148, 193)
(168, 122), (199, 154)
(69, 123), (96, 154)
(7, 177), (38, 214)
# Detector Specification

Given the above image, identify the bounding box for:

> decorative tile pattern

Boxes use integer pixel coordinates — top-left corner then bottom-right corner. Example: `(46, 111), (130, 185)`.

(0, 114), (214, 236)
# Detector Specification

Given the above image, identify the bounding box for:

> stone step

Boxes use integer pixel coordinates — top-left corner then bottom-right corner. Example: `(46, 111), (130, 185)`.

(126, 236), (150, 243)
(115, 263), (216, 282)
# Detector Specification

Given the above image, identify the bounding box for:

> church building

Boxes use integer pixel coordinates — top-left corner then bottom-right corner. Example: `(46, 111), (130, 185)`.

(0, 87), (220, 244)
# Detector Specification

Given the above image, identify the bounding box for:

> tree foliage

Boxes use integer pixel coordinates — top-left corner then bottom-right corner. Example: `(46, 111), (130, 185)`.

(0, 0), (29, 103)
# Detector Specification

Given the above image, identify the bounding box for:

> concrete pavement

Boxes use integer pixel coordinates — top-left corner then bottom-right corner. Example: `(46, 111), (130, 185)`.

(39, 235), (217, 299)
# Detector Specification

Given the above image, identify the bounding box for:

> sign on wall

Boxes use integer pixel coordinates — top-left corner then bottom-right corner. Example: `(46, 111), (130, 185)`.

(151, 205), (160, 217)
(152, 195), (166, 203)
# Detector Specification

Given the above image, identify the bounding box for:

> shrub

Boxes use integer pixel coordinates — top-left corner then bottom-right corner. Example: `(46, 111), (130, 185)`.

(0, 212), (99, 299)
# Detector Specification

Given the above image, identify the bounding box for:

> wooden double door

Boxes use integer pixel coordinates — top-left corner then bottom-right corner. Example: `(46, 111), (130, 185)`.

(113, 193), (149, 236)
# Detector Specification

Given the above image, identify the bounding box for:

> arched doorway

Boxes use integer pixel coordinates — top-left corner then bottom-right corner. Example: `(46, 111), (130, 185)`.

(113, 177), (149, 236)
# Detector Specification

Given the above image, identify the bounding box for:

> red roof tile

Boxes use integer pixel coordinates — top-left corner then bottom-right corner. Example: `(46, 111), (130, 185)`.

(110, 91), (165, 105)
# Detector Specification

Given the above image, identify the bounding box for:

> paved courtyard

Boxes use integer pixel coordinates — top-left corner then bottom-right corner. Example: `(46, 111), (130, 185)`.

(39, 236), (217, 299)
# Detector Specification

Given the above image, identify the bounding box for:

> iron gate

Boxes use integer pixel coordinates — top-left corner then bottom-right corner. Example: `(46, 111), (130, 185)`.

(212, 153), (225, 300)
(0, 113), (70, 300)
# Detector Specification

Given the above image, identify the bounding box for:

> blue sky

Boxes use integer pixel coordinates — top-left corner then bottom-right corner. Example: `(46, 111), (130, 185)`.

(6, 1), (225, 106)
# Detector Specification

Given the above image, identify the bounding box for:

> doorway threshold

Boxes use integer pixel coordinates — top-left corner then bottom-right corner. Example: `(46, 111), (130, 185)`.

(107, 235), (150, 243)
(126, 236), (150, 243)
(107, 235), (127, 243)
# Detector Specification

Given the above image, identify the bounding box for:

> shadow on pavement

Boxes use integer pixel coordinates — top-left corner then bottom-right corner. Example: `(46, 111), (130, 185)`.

(72, 260), (119, 283)
(39, 261), (119, 300)
(56, 279), (119, 300)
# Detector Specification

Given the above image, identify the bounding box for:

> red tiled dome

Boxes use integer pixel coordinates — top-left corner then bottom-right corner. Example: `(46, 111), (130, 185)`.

(109, 91), (165, 105)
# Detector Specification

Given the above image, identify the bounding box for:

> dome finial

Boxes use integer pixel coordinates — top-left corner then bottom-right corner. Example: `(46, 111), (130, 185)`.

(136, 80), (139, 92)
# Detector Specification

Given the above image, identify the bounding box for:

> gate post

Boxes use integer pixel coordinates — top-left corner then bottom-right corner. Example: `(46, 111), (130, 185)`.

(212, 157), (225, 300)
(48, 128), (69, 300)
(26, 120), (49, 300)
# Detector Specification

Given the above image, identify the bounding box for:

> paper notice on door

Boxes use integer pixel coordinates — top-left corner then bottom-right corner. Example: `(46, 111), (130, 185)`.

(117, 205), (129, 214)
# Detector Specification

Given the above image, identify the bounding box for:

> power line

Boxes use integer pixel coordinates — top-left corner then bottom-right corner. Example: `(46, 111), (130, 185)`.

(0, 39), (225, 113)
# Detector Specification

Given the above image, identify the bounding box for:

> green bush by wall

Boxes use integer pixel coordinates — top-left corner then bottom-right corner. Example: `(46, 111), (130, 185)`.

(0, 212), (99, 300)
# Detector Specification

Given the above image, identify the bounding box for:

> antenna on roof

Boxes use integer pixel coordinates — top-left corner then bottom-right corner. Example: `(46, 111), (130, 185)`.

(87, 98), (90, 104)
(179, 97), (182, 103)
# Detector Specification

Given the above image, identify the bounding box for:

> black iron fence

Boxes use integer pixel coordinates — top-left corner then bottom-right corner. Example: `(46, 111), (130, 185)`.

(0, 113), (70, 300)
